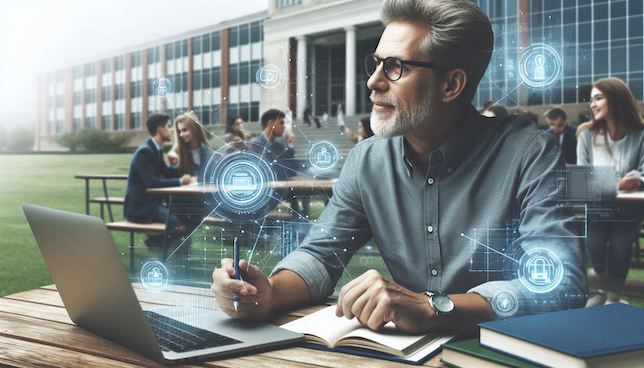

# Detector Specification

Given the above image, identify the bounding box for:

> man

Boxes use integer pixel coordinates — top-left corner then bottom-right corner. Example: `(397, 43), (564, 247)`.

(545, 107), (577, 165)
(124, 113), (192, 244)
(212, 0), (585, 333)
(250, 109), (296, 178)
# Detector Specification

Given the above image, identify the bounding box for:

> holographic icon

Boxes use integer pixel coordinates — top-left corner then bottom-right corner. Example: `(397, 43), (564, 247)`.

(308, 141), (339, 172)
(140, 259), (169, 292)
(533, 55), (545, 81)
(152, 77), (173, 98)
(517, 247), (564, 293)
(518, 44), (562, 88)
(491, 291), (519, 318)
(203, 150), (280, 221)
(255, 65), (282, 89)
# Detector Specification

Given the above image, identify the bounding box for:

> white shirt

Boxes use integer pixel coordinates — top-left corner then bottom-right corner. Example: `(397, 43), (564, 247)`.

(592, 133), (627, 173)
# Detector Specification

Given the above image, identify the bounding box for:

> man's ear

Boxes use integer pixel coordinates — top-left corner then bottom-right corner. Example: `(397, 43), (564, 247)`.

(441, 69), (467, 103)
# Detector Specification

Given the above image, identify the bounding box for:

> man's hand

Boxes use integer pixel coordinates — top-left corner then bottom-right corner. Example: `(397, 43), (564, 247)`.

(167, 151), (179, 166)
(211, 259), (273, 320)
(335, 269), (435, 333)
(618, 176), (641, 191)
(180, 174), (192, 185)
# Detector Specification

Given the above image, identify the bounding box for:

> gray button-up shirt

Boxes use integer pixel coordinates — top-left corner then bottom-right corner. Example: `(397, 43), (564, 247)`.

(272, 105), (586, 317)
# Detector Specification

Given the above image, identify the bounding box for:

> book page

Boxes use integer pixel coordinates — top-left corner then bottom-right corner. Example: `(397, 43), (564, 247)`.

(341, 322), (439, 353)
(281, 305), (361, 347)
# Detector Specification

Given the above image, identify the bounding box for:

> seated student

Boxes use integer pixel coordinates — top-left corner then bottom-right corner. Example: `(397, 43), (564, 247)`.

(250, 109), (296, 178)
(544, 107), (577, 165)
(124, 113), (193, 246)
(344, 116), (374, 144)
(212, 0), (585, 334)
(168, 111), (213, 181)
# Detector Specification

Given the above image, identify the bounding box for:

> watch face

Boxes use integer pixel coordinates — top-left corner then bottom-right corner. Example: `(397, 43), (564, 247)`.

(432, 294), (454, 314)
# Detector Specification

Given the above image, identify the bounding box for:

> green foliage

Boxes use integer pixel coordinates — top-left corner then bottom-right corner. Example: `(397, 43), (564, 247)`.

(4, 128), (34, 151)
(56, 129), (134, 153)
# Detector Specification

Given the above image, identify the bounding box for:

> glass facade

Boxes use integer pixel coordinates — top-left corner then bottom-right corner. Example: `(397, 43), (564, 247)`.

(475, 0), (644, 109)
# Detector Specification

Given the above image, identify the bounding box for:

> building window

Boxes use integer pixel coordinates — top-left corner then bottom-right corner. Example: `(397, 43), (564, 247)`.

(229, 26), (239, 48)
(192, 36), (202, 55)
(278, 0), (302, 9)
(131, 112), (141, 130)
(251, 21), (262, 43)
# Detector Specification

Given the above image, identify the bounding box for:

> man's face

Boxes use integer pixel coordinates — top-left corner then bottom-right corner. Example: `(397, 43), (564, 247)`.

(367, 21), (439, 138)
(158, 120), (173, 142)
(268, 117), (286, 137)
(547, 117), (566, 135)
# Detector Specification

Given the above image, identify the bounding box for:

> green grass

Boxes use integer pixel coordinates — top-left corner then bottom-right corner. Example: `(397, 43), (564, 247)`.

(2, 153), (643, 311)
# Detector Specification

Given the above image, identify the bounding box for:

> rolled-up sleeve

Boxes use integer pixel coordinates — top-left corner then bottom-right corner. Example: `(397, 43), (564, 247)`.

(270, 145), (373, 302)
(469, 131), (587, 317)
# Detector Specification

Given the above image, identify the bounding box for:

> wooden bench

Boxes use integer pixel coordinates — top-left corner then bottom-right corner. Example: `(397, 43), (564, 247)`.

(106, 221), (165, 273)
(75, 174), (128, 222)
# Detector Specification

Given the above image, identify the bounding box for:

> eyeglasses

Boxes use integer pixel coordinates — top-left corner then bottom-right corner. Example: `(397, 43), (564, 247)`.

(363, 53), (443, 81)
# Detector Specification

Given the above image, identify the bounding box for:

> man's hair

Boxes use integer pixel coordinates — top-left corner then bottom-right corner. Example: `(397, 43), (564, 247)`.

(381, 0), (494, 103)
(146, 113), (170, 136)
(260, 109), (285, 129)
(544, 107), (567, 121)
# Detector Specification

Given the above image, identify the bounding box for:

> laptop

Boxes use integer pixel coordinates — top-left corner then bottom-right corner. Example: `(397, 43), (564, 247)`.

(22, 203), (303, 364)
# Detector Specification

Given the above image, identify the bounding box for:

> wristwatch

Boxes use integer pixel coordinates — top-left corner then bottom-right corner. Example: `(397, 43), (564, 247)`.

(423, 291), (455, 315)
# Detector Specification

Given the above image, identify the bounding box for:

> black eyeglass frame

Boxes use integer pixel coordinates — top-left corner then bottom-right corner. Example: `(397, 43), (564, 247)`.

(364, 53), (444, 81)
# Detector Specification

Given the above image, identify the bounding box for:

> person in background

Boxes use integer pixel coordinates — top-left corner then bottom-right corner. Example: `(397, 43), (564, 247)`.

(344, 116), (374, 144)
(224, 115), (251, 143)
(578, 77), (644, 306)
(517, 109), (539, 126)
(124, 113), (193, 247)
(250, 109), (296, 177)
(544, 107), (577, 165)
(168, 111), (213, 180)
(337, 103), (346, 134)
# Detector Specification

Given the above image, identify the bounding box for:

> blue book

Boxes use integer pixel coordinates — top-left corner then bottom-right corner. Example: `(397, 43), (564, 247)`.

(479, 304), (644, 368)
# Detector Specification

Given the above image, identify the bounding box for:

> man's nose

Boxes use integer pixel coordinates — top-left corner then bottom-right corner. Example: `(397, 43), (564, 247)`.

(366, 63), (389, 92)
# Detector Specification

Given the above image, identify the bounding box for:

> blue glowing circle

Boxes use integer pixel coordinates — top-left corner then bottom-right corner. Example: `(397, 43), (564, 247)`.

(518, 44), (562, 88)
(491, 291), (519, 318)
(308, 141), (339, 172)
(140, 259), (169, 292)
(517, 246), (564, 294)
(255, 65), (282, 89)
(152, 77), (173, 98)
(203, 150), (280, 222)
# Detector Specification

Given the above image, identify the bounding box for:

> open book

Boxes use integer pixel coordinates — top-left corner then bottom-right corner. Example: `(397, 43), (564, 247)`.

(281, 305), (454, 364)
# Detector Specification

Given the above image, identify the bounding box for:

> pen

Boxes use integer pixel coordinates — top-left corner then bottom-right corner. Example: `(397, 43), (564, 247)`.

(233, 237), (240, 312)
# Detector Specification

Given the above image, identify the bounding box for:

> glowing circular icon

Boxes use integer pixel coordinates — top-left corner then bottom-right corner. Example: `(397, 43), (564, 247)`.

(255, 65), (282, 89)
(491, 291), (519, 318)
(308, 141), (339, 172)
(152, 77), (173, 98)
(140, 259), (169, 292)
(204, 151), (279, 221)
(518, 44), (562, 88)
(517, 247), (564, 293)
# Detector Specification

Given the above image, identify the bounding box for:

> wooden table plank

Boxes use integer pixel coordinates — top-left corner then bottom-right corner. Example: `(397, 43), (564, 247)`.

(0, 335), (146, 368)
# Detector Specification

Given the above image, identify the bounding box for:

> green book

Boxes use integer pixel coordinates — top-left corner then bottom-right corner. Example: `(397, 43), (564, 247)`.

(441, 339), (539, 368)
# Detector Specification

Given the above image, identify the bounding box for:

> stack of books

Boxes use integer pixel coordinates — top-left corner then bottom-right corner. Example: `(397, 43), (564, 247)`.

(441, 304), (644, 368)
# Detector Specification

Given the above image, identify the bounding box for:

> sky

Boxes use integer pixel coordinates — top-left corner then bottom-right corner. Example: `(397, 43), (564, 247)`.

(0, 0), (268, 130)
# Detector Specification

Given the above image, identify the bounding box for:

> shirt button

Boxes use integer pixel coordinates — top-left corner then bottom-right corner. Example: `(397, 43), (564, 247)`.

(431, 269), (438, 276)
(427, 178), (434, 185)
(427, 225), (434, 233)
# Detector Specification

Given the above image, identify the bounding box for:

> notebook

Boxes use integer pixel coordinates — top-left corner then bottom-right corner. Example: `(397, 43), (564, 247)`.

(479, 304), (644, 368)
(441, 338), (539, 368)
(281, 305), (454, 365)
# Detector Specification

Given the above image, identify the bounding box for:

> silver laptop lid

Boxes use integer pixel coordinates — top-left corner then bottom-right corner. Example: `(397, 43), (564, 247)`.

(22, 203), (164, 362)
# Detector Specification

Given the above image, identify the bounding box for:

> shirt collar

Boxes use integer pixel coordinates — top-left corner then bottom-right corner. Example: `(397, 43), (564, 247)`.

(400, 104), (481, 177)
(150, 138), (162, 152)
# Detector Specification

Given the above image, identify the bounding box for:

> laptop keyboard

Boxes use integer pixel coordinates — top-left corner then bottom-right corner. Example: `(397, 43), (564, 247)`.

(144, 311), (242, 353)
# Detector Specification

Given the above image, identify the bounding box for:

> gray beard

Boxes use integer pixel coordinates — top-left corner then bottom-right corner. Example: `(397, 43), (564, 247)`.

(370, 93), (433, 138)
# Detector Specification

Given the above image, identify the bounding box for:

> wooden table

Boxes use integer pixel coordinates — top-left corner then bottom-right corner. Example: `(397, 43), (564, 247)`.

(0, 285), (446, 367)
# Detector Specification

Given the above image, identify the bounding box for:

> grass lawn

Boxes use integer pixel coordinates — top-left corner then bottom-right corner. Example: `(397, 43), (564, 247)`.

(2, 153), (643, 310)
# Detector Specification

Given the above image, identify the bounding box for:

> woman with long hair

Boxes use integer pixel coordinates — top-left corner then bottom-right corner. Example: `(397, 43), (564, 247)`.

(344, 116), (374, 144)
(577, 77), (644, 306)
(169, 111), (212, 180)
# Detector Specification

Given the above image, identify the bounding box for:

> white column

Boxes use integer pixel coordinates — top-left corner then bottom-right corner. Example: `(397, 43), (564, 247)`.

(345, 26), (357, 116)
(296, 35), (308, 120)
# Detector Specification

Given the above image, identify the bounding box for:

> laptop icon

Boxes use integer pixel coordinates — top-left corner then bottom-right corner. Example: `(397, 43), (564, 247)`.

(22, 203), (303, 364)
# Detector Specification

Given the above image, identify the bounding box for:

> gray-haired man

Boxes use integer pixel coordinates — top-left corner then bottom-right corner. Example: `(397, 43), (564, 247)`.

(212, 0), (585, 333)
